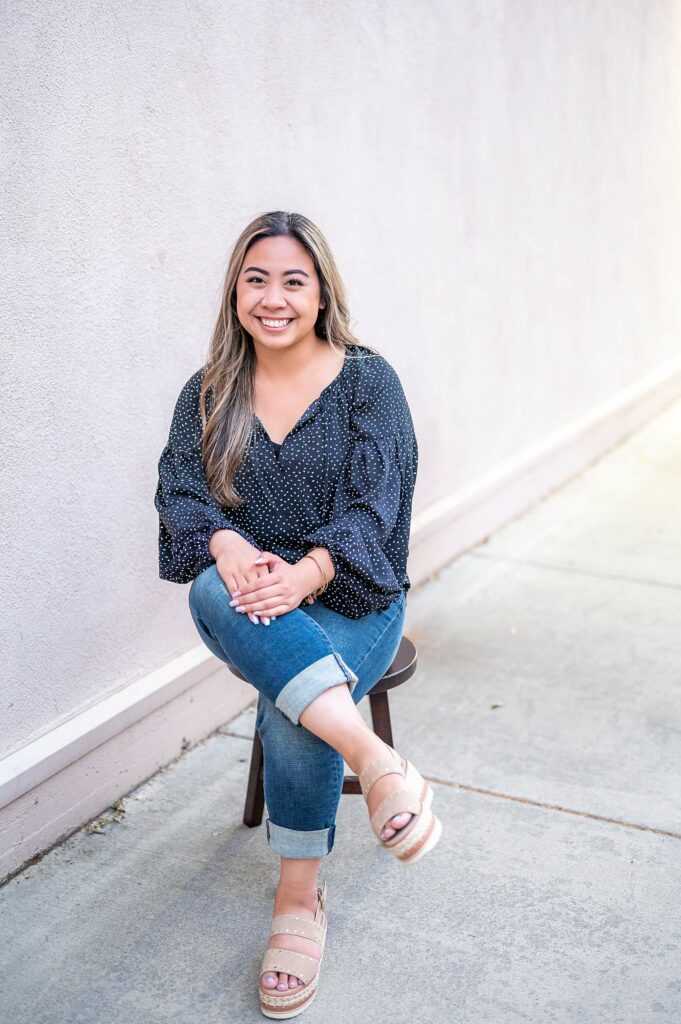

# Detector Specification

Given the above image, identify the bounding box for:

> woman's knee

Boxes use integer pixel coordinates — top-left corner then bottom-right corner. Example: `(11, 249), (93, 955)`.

(188, 563), (226, 618)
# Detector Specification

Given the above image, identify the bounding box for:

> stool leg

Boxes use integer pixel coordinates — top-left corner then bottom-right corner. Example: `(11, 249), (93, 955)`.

(369, 690), (394, 747)
(243, 727), (265, 827)
(342, 690), (395, 795)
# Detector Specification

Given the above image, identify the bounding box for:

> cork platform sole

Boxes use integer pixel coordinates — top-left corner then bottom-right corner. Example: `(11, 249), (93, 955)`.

(358, 747), (443, 864)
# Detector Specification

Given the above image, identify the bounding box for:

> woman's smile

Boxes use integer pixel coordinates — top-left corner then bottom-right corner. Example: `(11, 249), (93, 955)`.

(255, 316), (295, 331)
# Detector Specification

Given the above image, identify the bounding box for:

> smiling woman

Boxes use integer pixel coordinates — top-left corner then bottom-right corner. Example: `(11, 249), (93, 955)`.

(153, 210), (441, 1018)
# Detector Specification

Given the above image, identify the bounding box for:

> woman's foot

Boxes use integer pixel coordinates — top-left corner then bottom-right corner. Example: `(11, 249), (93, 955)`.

(358, 743), (414, 842)
(260, 882), (322, 994)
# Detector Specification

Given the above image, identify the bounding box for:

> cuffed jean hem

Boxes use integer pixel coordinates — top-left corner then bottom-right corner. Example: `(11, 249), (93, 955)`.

(266, 819), (336, 858)
(275, 652), (358, 726)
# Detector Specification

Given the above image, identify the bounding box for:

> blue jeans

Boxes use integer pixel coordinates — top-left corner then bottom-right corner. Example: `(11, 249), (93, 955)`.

(187, 564), (407, 859)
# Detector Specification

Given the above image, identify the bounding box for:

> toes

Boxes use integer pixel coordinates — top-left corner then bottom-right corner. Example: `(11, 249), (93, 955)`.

(261, 969), (303, 991)
(381, 812), (412, 841)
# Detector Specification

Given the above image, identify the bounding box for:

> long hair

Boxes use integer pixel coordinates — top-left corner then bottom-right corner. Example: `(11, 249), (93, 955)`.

(200, 210), (376, 507)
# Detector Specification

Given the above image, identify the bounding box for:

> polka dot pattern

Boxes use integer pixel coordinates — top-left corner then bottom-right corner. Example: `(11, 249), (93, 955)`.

(154, 343), (418, 619)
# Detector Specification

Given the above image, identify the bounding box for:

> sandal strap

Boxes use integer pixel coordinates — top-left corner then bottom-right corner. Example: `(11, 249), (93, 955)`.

(316, 880), (327, 912)
(269, 914), (325, 944)
(370, 787), (422, 837)
(261, 947), (320, 985)
(358, 749), (403, 798)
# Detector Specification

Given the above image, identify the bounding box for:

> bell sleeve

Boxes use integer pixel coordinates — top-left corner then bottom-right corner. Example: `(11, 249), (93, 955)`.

(154, 369), (259, 584)
(301, 357), (418, 618)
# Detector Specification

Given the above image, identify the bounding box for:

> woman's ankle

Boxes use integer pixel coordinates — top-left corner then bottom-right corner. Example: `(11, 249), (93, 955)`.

(344, 730), (391, 776)
(278, 856), (322, 888)
(276, 857), (322, 911)
(274, 881), (320, 916)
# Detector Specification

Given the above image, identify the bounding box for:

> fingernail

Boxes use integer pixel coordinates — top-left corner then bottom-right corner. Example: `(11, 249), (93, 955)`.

(233, 590), (241, 597)
(236, 606), (245, 612)
(263, 617), (270, 626)
(229, 599), (238, 607)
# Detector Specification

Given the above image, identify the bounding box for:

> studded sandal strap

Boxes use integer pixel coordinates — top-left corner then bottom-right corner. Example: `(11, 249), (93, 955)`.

(269, 913), (326, 944)
(358, 750), (403, 798)
(370, 787), (422, 837)
(260, 948), (320, 986)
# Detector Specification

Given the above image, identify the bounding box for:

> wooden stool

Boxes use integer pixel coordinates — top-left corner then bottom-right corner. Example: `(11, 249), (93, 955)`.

(233, 635), (418, 828)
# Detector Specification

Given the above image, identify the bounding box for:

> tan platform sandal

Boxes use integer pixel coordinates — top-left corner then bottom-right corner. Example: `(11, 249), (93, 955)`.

(358, 745), (442, 864)
(259, 882), (328, 1019)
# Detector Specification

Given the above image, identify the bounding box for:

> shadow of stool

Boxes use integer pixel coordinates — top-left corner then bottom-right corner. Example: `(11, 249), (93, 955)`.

(232, 635), (418, 827)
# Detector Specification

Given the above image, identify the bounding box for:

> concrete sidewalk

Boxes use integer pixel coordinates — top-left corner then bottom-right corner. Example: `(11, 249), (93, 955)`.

(2, 398), (680, 1024)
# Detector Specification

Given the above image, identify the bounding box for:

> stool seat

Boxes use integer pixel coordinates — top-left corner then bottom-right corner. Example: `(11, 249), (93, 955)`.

(232, 636), (417, 827)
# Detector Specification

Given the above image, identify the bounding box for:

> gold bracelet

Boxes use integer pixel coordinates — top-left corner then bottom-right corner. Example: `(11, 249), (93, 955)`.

(302, 552), (329, 605)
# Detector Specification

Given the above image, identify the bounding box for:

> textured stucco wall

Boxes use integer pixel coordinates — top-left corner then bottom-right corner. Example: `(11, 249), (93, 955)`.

(2, 1), (680, 755)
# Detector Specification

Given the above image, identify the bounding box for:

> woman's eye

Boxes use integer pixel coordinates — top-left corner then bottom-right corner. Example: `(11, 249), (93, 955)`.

(245, 276), (303, 286)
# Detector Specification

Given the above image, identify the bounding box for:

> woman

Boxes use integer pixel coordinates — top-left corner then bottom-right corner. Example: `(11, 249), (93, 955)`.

(154, 210), (442, 1018)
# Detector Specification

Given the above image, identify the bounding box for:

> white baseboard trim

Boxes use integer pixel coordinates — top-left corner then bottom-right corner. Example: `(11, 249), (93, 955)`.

(409, 359), (681, 584)
(0, 646), (241, 809)
(0, 651), (256, 883)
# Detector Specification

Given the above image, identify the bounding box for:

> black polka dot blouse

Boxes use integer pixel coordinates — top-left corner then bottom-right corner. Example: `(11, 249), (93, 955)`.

(154, 343), (418, 619)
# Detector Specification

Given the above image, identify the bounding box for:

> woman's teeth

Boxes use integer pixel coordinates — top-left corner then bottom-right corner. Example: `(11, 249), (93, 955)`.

(259, 318), (291, 329)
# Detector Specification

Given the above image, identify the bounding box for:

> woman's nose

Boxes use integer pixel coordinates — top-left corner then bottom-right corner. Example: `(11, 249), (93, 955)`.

(261, 288), (287, 308)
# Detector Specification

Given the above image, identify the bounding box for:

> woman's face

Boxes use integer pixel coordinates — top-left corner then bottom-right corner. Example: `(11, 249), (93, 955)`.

(235, 235), (324, 354)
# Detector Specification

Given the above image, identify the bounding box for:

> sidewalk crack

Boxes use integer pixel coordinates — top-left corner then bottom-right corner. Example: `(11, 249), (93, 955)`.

(425, 774), (681, 840)
(468, 551), (681, 591)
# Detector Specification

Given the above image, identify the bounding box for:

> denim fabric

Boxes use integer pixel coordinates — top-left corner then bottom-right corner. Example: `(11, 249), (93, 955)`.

(188, 563), (407, 859)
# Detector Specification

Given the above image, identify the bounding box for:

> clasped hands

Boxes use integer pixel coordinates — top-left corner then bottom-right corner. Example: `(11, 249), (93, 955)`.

(211, 532), (328, 626)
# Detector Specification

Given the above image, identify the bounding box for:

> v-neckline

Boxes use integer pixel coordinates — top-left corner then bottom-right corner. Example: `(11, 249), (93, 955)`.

(254, 348), (349, 449)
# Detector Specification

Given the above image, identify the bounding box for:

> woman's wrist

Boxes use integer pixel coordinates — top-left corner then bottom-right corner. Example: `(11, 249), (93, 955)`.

(295, 547), (335, 603)
(294, 557), (322, 595)
(209, 528), (253, 559)
(303, 547), (335, 583)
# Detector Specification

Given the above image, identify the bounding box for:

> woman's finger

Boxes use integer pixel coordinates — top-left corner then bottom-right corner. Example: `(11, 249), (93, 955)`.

(252, 601), (291, 618)
(252, 566), (272, 624)
(232, 590), (291, 617)
(254, 551), (280, 569)
(215, 564), (240, 598)
(238, 557), (285, 594)
(236, 573), (261, 624)
(232, 586), (283, 613)
(236, 572), (278, 601)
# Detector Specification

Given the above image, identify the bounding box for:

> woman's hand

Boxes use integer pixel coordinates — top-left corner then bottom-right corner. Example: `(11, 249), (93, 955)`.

(229, 551), (322, 622)
(211, 533), (271, 626)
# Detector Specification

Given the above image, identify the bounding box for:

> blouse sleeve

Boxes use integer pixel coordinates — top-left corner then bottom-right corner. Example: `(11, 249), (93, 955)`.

(301, 357), (418, 617)
(154, 370), (259, 584)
